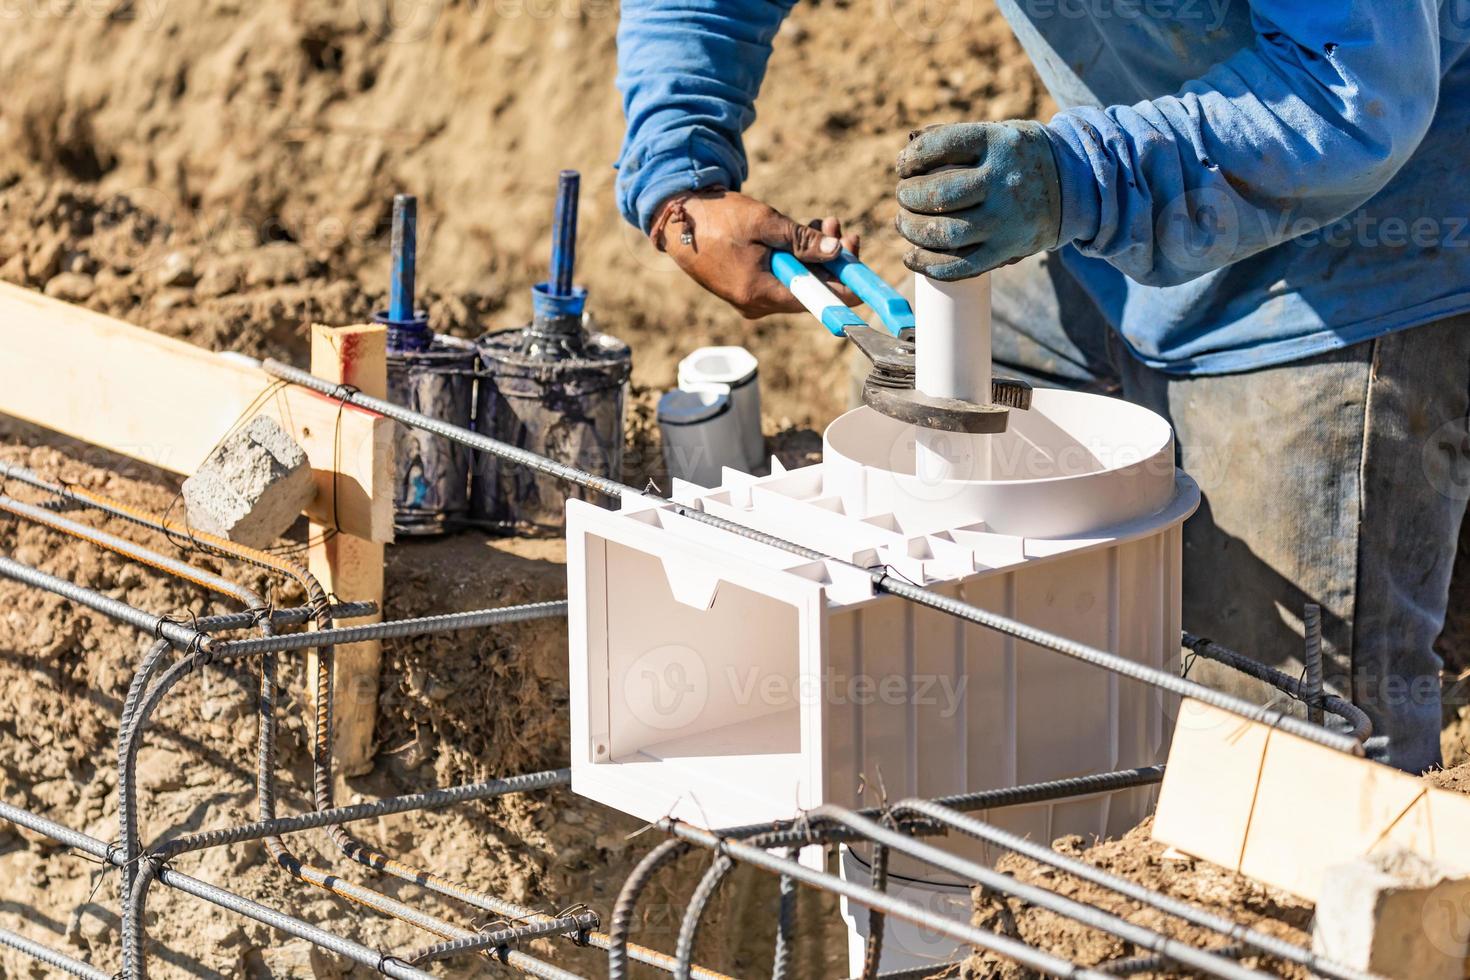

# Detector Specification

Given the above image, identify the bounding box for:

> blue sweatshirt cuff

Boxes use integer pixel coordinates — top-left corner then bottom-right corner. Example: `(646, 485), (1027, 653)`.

(617, 129), (745, 232)
(1043, 119), (1102, 248)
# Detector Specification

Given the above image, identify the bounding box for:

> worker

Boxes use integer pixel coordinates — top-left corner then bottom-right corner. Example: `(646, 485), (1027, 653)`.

(614, 2), (1470, 774)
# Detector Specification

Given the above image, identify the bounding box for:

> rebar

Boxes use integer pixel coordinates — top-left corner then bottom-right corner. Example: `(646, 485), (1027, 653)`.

(804, 806), (1269, 980)
(608, 839), (691, 980)
(262, 357), (1363, 755)
(1097, 945), (1246, 976)
(1, 488), (699, 978)
(771, 854), (798, 980)
(153, 770), (572, 861)
(861, 822), (892, 980)
(862, 965), (963, 979)
(713, 766), (1166, 850)
(405, 913), (600, 966)
(0, 798), (437, 980)
(674, 854), (735, 980)
(1303, 604), (1325, 726)
(1184, 632), (1370, 741)
(890, 799), (1374, 980)
(213, 600), (569, 654)
(0, 554), (204, 647)
(5, 476), (530, 977)
(659, 818), (1112, 980)
(0, 926), (112, 980)
(0, 513), (564, 979)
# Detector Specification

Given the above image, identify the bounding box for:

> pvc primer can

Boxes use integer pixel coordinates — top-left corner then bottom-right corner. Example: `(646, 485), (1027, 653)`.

(387, 335), (477, 536)
(471, 289), (631, 533)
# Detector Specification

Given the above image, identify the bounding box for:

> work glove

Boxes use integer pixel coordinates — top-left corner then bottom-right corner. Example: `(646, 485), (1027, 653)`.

(895, 121), (1063, 281)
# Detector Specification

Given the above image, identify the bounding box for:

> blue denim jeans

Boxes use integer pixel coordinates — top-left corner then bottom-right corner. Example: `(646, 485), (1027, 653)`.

(990, 251), (1470, 773)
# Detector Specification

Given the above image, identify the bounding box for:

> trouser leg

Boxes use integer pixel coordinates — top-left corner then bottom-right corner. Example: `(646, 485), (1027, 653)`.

(1348, 317), (1470, 770)
(1119, 316), (1470, 772)
(990, 252), (1470, 772)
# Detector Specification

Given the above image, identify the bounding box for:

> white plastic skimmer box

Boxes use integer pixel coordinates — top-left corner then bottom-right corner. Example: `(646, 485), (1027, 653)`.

(566, 387), (1199, 869)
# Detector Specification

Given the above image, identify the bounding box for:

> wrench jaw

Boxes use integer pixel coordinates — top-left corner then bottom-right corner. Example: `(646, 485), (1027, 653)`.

(845, 324), (1033, 434)
(862, 381), (1013, 434)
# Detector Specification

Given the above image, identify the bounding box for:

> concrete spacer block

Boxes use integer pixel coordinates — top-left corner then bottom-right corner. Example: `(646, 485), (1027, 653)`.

(182, 415), (316, 549)
(1312, 847), (1470, 980)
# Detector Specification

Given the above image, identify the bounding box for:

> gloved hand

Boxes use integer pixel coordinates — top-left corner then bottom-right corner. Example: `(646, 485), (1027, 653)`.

(650, 189), (862, 319)
(895, 121), (1063, 281)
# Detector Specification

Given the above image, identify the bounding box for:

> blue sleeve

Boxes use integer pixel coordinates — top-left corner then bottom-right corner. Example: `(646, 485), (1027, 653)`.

(615, 0), (796, 232)
(1046, 2), (1442, 287)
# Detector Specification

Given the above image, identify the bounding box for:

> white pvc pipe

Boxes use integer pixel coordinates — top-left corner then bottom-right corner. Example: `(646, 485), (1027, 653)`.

(913, 273), (992, 482)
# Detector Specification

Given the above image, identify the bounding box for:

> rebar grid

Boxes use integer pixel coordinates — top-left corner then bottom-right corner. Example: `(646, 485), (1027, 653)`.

(0, 367), (1383, 980)
(0, 487), (726, 979)
(259, 358), (1365, 756)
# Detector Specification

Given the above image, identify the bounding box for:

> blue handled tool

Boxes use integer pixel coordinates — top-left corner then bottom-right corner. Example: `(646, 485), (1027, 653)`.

(821, 250), (915, 337)
(769, 251), (865, 336)
(771, 250), (1030, 433)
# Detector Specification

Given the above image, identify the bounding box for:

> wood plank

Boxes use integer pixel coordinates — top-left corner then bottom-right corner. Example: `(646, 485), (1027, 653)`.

(1151, 698), (1272, 875)
(0, 281), (394, 542)
(308, 323), (388, 779)
(1153, 699), (1470, 902)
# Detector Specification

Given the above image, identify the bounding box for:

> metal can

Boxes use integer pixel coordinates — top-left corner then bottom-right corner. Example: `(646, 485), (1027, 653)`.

(387, 335), (477, 536)
(471, 316), (631, 534)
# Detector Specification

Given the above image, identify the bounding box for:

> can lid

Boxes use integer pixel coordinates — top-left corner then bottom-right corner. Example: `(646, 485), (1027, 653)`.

(657, 385), (731, 425)
(677, 346), (758, 390)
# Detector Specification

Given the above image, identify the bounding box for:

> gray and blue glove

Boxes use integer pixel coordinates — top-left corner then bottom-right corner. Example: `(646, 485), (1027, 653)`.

(895, 121), (1063, 281)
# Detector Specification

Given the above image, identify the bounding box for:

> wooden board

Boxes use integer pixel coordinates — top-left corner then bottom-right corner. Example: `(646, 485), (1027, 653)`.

(0, 281), (394, 543)
(307, 323), (388, 779)
(1153, 699), (1470, 901)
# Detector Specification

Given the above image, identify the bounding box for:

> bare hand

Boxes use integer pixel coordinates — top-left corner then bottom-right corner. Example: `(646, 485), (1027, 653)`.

(651, 188), (862, 319)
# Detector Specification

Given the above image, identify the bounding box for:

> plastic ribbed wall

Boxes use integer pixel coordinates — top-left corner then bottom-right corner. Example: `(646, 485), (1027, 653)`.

(566, 390), (1199, 874)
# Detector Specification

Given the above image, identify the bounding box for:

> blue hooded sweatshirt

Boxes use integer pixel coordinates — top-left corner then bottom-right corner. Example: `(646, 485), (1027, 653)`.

(614, 0), (1470, 375)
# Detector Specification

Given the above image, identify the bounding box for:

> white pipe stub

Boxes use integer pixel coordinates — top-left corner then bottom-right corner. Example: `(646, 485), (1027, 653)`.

(913, 272), (994, 482)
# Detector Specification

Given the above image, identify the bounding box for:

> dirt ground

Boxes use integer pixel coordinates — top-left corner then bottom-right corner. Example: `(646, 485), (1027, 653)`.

(1, 1), (1469, 978)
